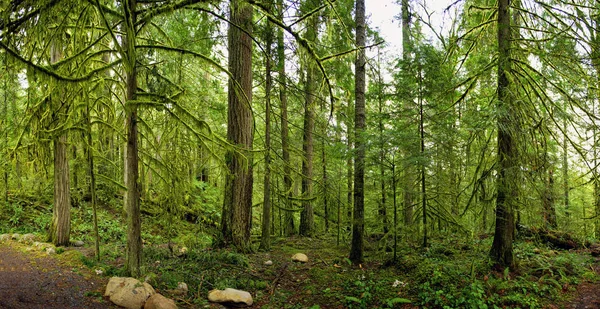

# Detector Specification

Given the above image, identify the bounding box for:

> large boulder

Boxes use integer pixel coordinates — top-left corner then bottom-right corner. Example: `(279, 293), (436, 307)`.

(144, 293), (177, 309)
(104, 277), (155, 309)
(208, 288), (253, 307)
(292, 253), (308, 263)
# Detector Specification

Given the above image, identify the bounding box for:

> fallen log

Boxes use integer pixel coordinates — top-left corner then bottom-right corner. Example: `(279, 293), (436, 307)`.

(518, 225), (585, 250)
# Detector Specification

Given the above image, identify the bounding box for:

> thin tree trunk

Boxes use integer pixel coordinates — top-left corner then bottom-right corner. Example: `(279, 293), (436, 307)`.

(277, 0), (295, 237)
(124, 0), (142, 277)
(85, 94), (101, 261)
(377, 49), (389, 235)
(260, 15), (274, 251)
(490, 0), (516, 268)
(562, 102), (569, 217)
(401, 0), (414, 231)
(419, 65), (427, 248)
(299, 7), (318, 237)
(323, 139), (329, 232)
(350, 0), (366, 264)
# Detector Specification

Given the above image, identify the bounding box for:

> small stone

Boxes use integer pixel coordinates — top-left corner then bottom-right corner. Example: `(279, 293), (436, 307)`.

(208, 288), (253, 307)
(0, 234), (10, 242)
(145, 293), (178, 309)
(264, 260), (273, 266)
(46, 247), (56, 255)
(11, 233), (21, 240)
(292, 253), (308, 263)
(177, 282), (188, 294)
(72, 240), (85, 247)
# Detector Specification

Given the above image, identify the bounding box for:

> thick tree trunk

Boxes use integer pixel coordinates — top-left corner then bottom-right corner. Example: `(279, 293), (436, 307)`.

(48, 40), (71, 247)
(490, 0), (516, 268)
(221, 0), (254, 252)
(350, 0), (366, 265)
(50, 134), (71, 246)
(124, 0), (142, 277)
(377, 50), (389, 235)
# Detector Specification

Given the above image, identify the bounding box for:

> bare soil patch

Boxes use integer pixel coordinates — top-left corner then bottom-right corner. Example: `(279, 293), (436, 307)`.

(0, 242), (116, 309)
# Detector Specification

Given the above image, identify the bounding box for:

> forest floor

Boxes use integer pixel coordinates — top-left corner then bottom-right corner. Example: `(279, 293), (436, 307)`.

(1, 235), (599, 309)
(0, 241), (116, 309)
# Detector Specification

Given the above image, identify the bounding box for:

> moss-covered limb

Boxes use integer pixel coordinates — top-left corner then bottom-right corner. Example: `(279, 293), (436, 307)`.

(518, 225), (587, 250)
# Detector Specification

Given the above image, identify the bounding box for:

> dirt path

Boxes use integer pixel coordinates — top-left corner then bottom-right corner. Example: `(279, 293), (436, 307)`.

(0, 242), (116, 309)
(566, 257), (600, 309)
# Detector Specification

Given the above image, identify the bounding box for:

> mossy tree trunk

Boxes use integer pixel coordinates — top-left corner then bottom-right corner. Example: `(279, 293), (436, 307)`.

(221, 0), (254, 252)
(48, 39), (71, 247)
(490, 0), (516, 268)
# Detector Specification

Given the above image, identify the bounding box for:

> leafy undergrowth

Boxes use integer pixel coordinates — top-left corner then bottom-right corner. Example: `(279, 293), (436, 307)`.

(73, 234), (598, 309)
(2, 195), (599, 309)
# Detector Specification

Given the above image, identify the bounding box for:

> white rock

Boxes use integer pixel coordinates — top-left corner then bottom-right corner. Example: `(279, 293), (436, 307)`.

(208, 288), (253, 307)
(72, 240), (85, 247)
(104, 277), (155, 309)
(11, 233), (20, 240)
(0, 234), (10, 242)
(144, 293), (178, 309)
(292, 253), (308, 263)
(264, 260), (273, 266)
(177, 282), (188, 294)
(46, 247), (56, 255)
(20, 233), (36, 244)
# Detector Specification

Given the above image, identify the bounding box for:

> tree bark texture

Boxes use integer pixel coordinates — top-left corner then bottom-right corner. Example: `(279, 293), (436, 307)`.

(299, 2), (318, 237)
(490, 0), (516, 268)
(124, 0), (142, 277)
(221, 0), (254, 252)
(401, 0), (414, 230)
(350, 0), (366, 264)
(260, 14), (273, 251)
(48, 40), (71, 247)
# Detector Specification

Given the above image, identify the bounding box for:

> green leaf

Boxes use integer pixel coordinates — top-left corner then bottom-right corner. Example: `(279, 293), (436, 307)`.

(345, 296), (361, 304)
(387, 297), (412, 307)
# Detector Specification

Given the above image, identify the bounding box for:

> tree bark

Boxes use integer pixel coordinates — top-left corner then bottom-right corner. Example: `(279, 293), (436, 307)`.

(350, 0), (366, 265)
(48, 40), (71, 247)
(221, 0), (254, 252)
(123, 0), (142, 277)
(299, 3), (318, 237)
(401, 0), (414, 231)
(490, 0), (516, 268)
(260, 13), (274, 251)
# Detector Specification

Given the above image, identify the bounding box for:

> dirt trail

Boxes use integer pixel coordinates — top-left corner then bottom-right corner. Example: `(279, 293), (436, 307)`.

(567, 257), (600, 309)
(0, 242), (115, 309)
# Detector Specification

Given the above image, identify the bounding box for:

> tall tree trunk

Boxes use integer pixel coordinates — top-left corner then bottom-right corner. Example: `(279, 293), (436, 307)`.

(490, 0), (516, 268)
(221, 0), (254, 252)
(260, 14), (274, 251)
(123, 0), (142, 277)
(299, 5), (318, 237)
(377, 49), (389, 235)
(350, 0), (366, 264)
(401, 0), (414, 231)
(85, 94), (101, 261)
(3, 54), (8, 206)
(48, 40), (71, 247)
(419, 66), (427, 248)
(277, 0), (295, 237)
